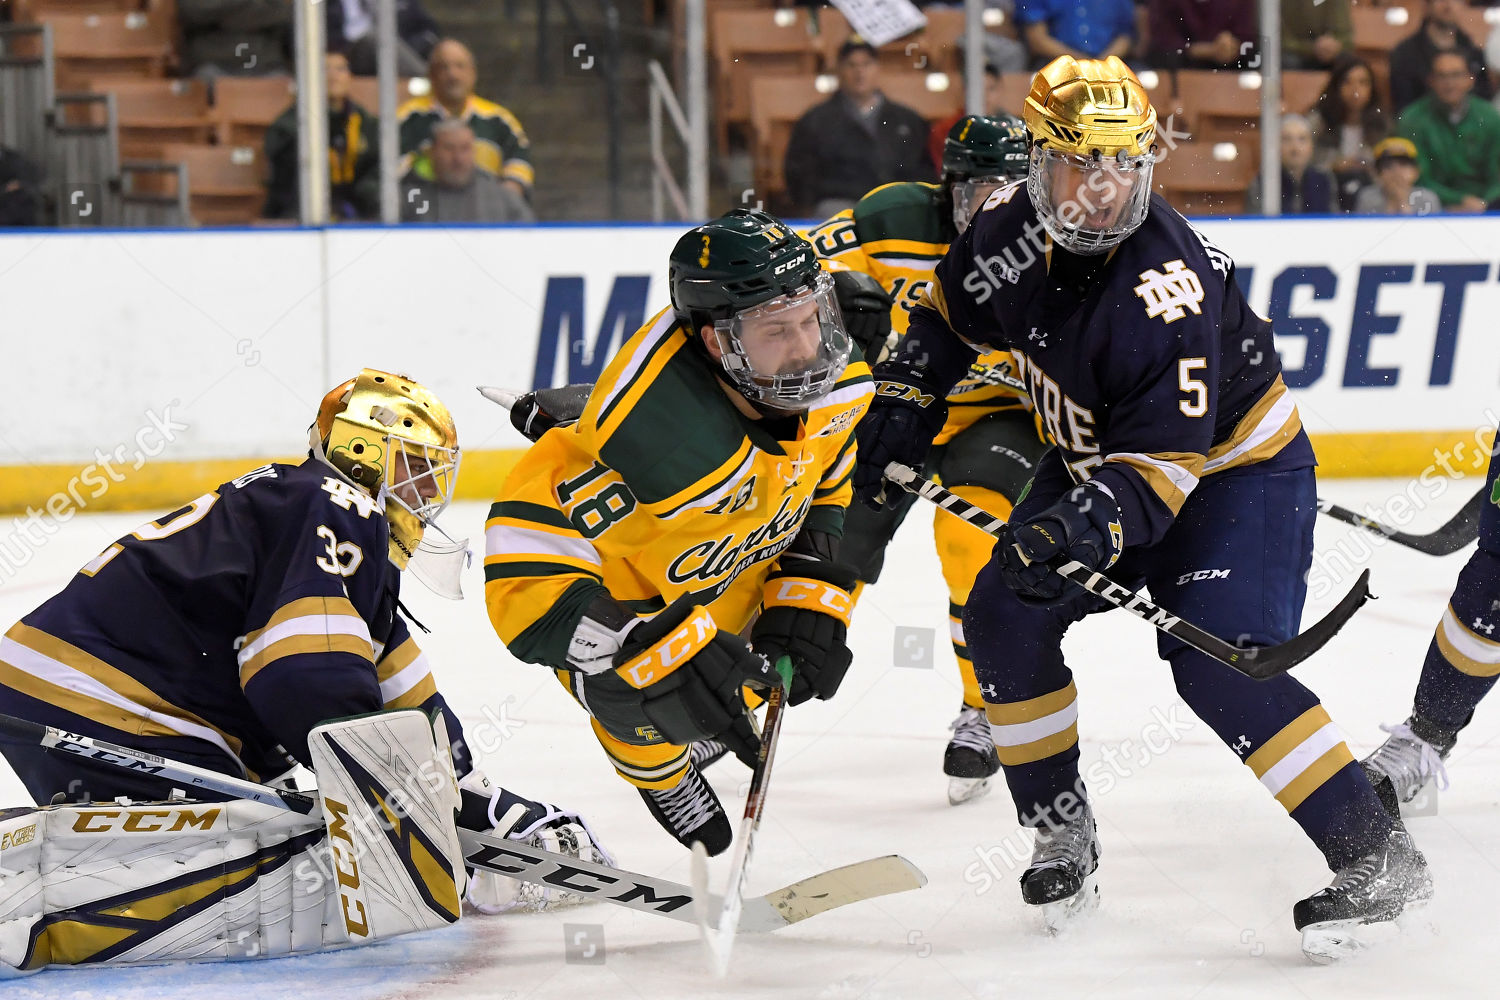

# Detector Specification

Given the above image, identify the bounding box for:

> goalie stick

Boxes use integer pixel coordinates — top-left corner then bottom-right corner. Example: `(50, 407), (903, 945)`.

(0, 711), (924, 932)
(968, 366), (1487, 556)
(884, 462), (1373, 680)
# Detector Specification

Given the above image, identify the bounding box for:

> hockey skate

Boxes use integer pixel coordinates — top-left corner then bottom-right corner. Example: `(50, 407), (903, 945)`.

(945, 705), (1000, 805)
(1294, 826), (1433, 963)
(690, 738), (731, 772)
(1360, 718), (1452, 820)
(640, 762), (732, 856)
(1020, 798), (1100, 932)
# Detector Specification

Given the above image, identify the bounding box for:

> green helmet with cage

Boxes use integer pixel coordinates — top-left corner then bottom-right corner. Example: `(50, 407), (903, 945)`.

(942, 113), (1029, 233)
(668, 209), (851, 412)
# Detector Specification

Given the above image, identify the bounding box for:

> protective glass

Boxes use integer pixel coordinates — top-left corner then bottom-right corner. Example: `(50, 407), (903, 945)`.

(710, 271), (851, 410)
(1028, 146), (1154, 255)
(951, 176), (1009, 234)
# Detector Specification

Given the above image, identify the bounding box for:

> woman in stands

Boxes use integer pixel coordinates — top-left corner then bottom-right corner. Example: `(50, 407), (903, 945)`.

(1307, 54), (1392, 211)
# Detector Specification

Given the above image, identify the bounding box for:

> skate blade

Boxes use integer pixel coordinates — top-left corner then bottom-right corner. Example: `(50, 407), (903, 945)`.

(1299, 900), (1435, 964)
(1038, 871), (1100, 935)
(947, 775), (993, 806)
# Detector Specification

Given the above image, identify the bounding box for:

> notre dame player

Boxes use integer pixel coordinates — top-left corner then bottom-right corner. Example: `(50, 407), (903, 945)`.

(851, 56), (1431, 959)
(806, 114), (1048, 806)
(485, 210), (870, 856)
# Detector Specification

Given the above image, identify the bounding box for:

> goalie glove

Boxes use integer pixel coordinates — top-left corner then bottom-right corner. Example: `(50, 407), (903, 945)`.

(457, 770), (616, 914)
(851, 358), (949, 510)
(830, 268), (895, 362)
(752, 561), (857, 705)
(579, 596), (780, 768)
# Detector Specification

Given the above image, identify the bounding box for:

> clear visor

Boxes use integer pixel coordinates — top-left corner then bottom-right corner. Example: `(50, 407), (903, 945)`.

(1027, 147), (1154, 255)
(711, 271), (851, 410)
(951, 176), (1009, 234)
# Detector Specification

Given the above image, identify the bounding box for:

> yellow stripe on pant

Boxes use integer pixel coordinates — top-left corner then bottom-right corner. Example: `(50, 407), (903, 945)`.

(1244, 705), (1355, 813)
(935, 483), (1012, 712)
(985, 681), (1079, 766)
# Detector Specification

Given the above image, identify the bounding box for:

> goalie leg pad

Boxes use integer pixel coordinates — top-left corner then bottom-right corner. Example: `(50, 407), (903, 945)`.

(305, 709), (466, 944)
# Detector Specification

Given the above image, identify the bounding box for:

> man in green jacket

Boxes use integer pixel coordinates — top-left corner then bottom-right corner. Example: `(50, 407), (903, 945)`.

(1397, 50), (1500, 212)
(263, 50), (381, 220)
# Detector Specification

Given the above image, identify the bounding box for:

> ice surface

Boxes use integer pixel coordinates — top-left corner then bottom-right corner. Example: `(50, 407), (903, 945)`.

(1, 478), (1495, 998)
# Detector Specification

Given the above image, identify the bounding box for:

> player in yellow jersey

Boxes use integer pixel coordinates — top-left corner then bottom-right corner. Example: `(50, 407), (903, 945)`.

(484, 210), (871, 855)
(806, 115), (1051, 805)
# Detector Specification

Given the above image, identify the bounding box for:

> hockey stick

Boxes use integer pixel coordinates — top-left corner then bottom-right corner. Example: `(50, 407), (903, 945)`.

(693, 659), (792, 975)
(0, 711), (924, 932)
(883, 462), (1373, 680)
(1316, 486), (1485, 556)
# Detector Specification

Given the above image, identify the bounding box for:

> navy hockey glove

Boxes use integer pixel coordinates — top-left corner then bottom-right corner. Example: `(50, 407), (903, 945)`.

(583, 597), (778, 768)
(752, 560), (858, 706)
(852, 359), (949, 510)
(995, 484), (1124, 604)
(830, 268), (894, 362)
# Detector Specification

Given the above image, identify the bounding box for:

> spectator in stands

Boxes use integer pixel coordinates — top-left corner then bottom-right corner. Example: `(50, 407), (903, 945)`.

(1245, 114), (1335, 215)
(1388, 0), (1492, 113)
(1354, 136), (1441, 215)
(1281, 0), (1352, 70)
(1397, 50), (1500, 212)
(178, 0), (293, 78)
(928, 61), (1012, 168)
(0, 144), (41, 227)
(783, 38), (935, 217)
(263, 50), (380, 221)
(325, 0), (441, 76)
(398, 39), (533, 200)
(401, 119), (534, 223)
(1015, 0), (1140, 65)
(981, 1), (1028, 75)
(1146, 0), (1257, 70)
(1307, 56), (1390, 211)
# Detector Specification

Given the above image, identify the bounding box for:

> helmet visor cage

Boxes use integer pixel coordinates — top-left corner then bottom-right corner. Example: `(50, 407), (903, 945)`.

(1028, 146), (1154, 254)
(952, 176), (1010, 234)
(385, 435), (460, 525)
(711, 271), (851, 409)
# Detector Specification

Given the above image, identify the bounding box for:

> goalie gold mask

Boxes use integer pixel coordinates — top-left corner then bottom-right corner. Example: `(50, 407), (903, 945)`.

(311, 369), (461, 572)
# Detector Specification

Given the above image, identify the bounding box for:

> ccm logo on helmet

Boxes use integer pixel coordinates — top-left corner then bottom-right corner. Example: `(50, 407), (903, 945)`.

(773, 253), (808, 275)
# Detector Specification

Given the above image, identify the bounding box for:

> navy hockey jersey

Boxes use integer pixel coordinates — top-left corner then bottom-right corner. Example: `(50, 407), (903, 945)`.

(903, 182), (1314, 548)
(0, 458), (463, 781)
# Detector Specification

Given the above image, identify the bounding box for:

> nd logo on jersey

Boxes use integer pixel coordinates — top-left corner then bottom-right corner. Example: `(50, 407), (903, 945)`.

(1133, 260), (1204, 323)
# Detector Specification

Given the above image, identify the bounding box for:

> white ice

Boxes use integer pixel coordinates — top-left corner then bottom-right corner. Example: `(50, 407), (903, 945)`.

(2, 477), (1496, 999)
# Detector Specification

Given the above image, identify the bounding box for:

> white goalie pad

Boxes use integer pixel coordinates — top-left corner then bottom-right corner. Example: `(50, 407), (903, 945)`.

(305, 709), (466, 945)
(0, 799), (337, 975)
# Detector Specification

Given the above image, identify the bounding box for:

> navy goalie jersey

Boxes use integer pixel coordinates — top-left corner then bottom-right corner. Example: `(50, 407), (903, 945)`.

(905, 182), (1315, 548)
(0, 457), (461, 782)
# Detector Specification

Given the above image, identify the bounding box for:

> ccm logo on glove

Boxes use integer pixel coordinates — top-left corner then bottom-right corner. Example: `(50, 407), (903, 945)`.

(619, 608), (717, 688)
(764, 578), (854, 627)
(875, 382), (938, 407)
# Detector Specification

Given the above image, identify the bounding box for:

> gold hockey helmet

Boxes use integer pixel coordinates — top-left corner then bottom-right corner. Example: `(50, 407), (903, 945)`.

(311, 368), (460, 569)
(1022, 56), (1159, 254)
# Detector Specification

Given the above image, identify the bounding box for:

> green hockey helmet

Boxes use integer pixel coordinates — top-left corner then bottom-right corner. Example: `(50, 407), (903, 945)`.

(669, 209), (850, 411)
(943, 113), (1029, 233)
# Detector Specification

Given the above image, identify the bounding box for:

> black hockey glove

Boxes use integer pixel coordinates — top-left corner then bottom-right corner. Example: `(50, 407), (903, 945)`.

(581, 597), (778, 767)
(508, 383), (592, 442)
(752, 560), (858, 706)
(851, 359), (949, 510)
(995, 484), (1124, 604)
(830, 268), (894, 362)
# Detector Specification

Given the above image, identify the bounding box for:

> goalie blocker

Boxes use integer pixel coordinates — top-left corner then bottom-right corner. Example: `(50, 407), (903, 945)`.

(0, 710), (465, 974)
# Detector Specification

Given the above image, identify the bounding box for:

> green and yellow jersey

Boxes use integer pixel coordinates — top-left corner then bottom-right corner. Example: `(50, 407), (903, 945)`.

(808, 181), (1025, 446)
(397, 94), (534, 191)
(484, 307), (873, 671)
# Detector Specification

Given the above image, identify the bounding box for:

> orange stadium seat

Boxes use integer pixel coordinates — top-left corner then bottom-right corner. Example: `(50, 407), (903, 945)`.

(748, 73), (825, 204)
(1152, 140), (1254, 216)
(346, 76), (416, 114)
(712, 8), (819, 150)
(1351, 6), (1412, 60)
(1174, 69), (1263, 142)
(47, 11), (174, 81)
(213, 75), (296, 148)
(103, 77), (213, 160)
(1281, 70), (1330, 115)
(880, 71), (962, 122)
(159, 142), (265, 225)
(11, 0), (149, 19)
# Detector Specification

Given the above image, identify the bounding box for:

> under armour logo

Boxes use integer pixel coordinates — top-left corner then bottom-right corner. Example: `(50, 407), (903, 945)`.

(1473, 618), (1495, 636)
(980, 682), (999, 700)
(1133, 260), (1205, 324)
(1232, 735), (1252, 753)
(1028, 326), (1048, 347)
